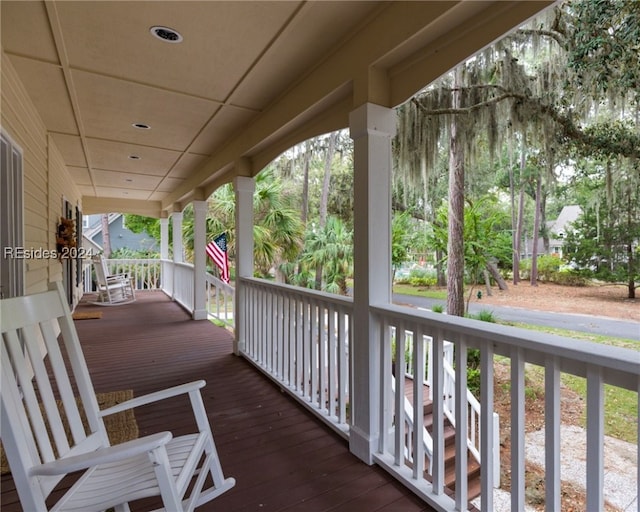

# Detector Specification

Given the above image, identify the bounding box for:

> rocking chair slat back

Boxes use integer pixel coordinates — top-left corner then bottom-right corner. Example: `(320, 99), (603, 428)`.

(1, 283), (107, 505)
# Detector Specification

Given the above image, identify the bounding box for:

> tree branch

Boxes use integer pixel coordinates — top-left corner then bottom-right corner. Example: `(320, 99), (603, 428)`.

(514, 28), (567, 47)
(412, 93), (515, 116)
(412, 90), (640, 160)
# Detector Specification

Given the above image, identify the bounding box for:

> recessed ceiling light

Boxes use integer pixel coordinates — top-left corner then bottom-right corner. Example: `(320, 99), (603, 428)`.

(132, 123), (151, 130)
(150, 26), (183, 43)
(128, 155), (141, 160)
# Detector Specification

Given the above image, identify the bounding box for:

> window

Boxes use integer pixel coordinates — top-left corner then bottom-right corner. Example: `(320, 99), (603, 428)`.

(1, 131), (24, 298)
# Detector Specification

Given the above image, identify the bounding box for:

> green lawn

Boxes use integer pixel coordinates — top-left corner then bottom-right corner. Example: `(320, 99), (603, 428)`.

(524, 363), (638, 444)
(393, 283), (447, 300)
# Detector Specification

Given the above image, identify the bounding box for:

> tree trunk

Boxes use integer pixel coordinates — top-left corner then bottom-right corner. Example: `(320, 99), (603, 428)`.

(483, 268), (493, 296)
(319, 133), (336, 226)
(530, 176), (542, 286)
(301, 141), (312, 224)
(509, 140), (518, 285)
(486, 260), (508, 290)
(297, 142), (312, 278)
(101, 214), (112, 258)
(540, 186), (549, 254)
(627, 194), (636, 299)
(446, 68), (465, 317)
(315, 133), (337, 290)
(436, 248), (446, 287)
(513, 143), (526, 285)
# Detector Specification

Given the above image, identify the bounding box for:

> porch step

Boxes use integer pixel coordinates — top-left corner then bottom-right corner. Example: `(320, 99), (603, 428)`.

(404, 380), (482, 502)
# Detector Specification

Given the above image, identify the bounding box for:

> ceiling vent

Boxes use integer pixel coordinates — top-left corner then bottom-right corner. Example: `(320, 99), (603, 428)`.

(150, 26), (183, 43)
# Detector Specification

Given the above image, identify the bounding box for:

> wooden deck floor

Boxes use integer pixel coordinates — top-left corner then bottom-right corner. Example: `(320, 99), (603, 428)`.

(1, 291), (434, 512)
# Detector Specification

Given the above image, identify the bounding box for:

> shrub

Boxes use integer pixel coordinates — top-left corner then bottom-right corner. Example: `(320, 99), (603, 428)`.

(407, 268), (437, 287)
(467, 368), (481, 397)
(536, 254), (562, 281)
(472, 309), (497, 323)
(554, 270), (588, 286)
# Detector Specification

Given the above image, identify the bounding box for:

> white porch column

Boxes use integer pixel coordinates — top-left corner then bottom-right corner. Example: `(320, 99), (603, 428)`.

(234, 174), (255, 356)
(192, 200), (208, 320)
(349, 103), (397, 464)
(171, 211), (184, 300)
(171, 211), (184, 263)
(160, 218), (169, 260)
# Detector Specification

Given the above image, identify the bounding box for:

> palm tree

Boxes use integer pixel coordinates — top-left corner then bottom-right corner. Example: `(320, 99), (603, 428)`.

(298, 216), (353, 295)
(207, 167), (304, 280)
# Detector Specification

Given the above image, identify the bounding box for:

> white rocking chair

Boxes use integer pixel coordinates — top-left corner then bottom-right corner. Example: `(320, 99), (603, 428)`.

(0, 281), (235, 511)
(92, 254), (135, 305)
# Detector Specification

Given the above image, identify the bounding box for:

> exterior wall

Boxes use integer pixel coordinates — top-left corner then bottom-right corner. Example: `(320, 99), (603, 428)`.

(1, 51), (82, 299)
(86, 214), (158, 253)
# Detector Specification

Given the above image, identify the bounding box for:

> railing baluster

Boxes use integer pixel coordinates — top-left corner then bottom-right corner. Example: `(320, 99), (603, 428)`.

(310, 300), (318, 405)
(586, 365), (604, 511)
(455, 336), (468, 510)
(480, 341), (494, 512)
(412, 323), (425, 480)
(296, 296), (303, 392)
(431, 329), (444, 494)
(511, 347), (525, 511)
(267, 290), (274, 371)
(394, 323), (405, 467)
(328, 306), (337, 419)
(302, 297), (310, 400)
(379, 316), (391, 454)
(545, 356), (561, 511)
(338, 306), (348, 424)
(318, 303), (326, 411)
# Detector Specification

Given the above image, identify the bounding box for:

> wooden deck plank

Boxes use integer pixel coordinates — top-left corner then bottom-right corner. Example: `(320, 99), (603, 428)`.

(1, 291), (434, 512)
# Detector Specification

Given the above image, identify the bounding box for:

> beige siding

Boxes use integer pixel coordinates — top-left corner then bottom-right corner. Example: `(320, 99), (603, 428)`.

(1, 50), (82, 300)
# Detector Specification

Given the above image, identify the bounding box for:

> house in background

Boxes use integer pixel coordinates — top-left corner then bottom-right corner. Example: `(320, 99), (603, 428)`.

(83, 213), (158, 255)
(547, 204), (582, 258)
(523, 204), (583, 260)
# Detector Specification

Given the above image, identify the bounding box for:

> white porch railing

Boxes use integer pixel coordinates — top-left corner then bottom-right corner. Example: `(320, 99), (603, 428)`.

(161, 259), (174, 297)
(205, 274), (234, 329)
(83, 259), (234, 327)
(172, 262), (194, 312)
(238, 277), (352, 438)
(373, 303), (639, 512)
(83, 258), (163, 292)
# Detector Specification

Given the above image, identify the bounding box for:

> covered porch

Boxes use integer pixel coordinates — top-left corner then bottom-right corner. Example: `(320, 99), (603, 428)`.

(2, 2), (638, 510)
(0, 291), (433, 512)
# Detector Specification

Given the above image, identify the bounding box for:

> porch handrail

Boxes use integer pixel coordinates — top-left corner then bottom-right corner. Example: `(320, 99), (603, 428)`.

(372, 302), (639, 511)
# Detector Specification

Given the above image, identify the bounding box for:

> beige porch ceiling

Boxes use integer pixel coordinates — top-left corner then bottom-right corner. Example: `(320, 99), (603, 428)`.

(1, 1), (552, 217)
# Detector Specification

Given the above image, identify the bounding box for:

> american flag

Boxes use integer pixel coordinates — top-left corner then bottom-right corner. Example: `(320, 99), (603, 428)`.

(206, 233), (230, 283)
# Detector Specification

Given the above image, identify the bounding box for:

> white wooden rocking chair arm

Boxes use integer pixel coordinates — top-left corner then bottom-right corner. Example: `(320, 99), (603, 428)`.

(105, 274), (129, 283)
(29, 432), (172, 476)
(99, 380), (206, 417)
